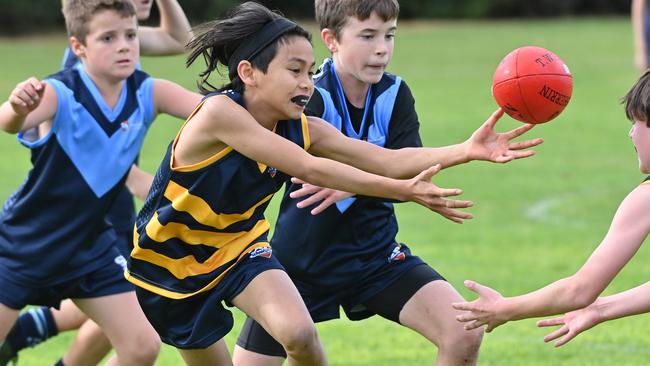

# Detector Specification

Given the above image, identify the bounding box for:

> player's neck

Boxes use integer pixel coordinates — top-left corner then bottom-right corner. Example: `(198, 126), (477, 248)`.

(83, 66), (127, 110)
(333, 65), (370, 108)
(244, 93), (280, 131)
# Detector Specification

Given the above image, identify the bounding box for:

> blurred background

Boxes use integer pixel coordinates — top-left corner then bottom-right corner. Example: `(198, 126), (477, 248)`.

(2, 1), (650, 365)
(0, 0), (632, 34)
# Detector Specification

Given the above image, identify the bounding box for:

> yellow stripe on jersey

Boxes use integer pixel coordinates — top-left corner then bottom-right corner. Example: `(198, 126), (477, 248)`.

(301, 114), (310, 151)
(172, 146), (234, 173)
(144, 213), (269, 248)
(642, 180), (650, 185)
(126, 240), (271, 299)
(132, 219), (270, 279)
(164, 180), (274, 229)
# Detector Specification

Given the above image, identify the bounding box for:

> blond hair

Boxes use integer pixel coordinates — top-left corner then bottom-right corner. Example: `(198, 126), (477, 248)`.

(62, 0), (135, 42)
(314, 0), (399, 38)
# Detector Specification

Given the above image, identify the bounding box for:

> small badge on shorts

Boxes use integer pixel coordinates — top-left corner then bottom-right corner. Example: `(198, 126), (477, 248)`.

(114, 255), (127, 269)
(249, 246), (273, 259)
(388, 244), (406, 263)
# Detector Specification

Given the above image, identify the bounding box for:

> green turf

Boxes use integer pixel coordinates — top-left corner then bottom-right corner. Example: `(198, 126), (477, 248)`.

(2, 17), (650, 365)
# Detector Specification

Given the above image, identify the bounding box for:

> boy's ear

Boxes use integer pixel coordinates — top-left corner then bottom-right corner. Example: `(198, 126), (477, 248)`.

(321, 28), (338, 53)
(69, 36), (85, 59)
(237, 61), (257, 87)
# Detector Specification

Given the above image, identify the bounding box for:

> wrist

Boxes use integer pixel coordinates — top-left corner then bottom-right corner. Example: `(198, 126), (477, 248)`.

(458, 140), (474, 163)
(590, 297), (610, 323)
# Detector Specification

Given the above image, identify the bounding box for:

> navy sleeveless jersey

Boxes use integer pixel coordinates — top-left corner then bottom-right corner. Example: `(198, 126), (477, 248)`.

(0, 63), (155, 286)
(62, 47), (140, 232)
(126, 91), (311, 299)
(270, 58), (422, 287)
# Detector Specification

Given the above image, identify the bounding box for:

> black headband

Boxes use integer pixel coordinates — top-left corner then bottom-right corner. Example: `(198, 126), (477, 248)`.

(228, 18), (298, 81)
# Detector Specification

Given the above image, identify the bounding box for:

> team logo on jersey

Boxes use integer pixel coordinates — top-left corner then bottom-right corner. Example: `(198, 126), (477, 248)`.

(267, 167), (278, 178)
(249, 246), (273, 259)
(120, 120), (129, 131)
(388, 244), (406, 263)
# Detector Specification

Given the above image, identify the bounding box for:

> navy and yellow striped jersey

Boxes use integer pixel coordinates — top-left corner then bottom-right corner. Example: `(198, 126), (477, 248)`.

(126, 91), (311, 299)
(0, 63), (155, 286)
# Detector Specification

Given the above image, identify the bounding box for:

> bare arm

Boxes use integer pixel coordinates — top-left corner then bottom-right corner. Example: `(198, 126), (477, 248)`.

(537, 281), (650, 347)
(138, 0), (192, 55)
(125, 165), (154, 201)
(172, 96), (471, 211)
(308, 109), (543, 179)
(633, 0), (648, 71)
(0, 77), (56, 134)
(452, 184), (650, 332)
(152, 79), (202, 120)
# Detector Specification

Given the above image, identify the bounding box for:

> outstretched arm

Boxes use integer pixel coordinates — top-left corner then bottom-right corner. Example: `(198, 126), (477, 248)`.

(451, 183), (650, 332)
(308, 109), (543, 180)
(138, 0), (192, 55)
(538, 281), (650, 347)
(633, 0), (648, 72)
(173, 96), (473, 214)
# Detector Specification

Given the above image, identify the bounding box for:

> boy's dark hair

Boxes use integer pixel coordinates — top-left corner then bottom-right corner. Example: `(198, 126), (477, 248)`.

(62, 0), (136, 43)
(315, 0), (399, 38)
(186, 1), (312, 95)
(623, 69), (650, 126)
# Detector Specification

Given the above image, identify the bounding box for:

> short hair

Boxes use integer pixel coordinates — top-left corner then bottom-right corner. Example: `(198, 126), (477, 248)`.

(314, 0), (399, 38)
(623, 69), (650, 126)
(62, 0), (136, 43)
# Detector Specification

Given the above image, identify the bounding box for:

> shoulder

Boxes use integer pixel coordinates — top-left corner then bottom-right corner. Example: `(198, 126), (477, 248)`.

(197, 93), (249, 124)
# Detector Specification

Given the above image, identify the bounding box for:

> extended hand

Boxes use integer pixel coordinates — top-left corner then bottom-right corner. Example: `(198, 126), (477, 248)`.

(9, 77), (46, 116)
(408, 164), (474, 224)
(289, 177), (355, 215)
(452, 280), (508, 332)
(537, 306), (601, 347)
(466, 108), (544, 163)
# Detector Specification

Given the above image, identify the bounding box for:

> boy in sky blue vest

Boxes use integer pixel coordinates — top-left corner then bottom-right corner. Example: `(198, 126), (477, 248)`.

(0, 1), (200, 364)
(234, 1), (543, 365)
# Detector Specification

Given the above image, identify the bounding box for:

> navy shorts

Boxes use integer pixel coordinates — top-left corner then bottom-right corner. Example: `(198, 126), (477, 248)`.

(0, 246), (133, 310)
(297, 242), (437, 322)
(114, 228), (134, 258)
(236, 243), (445, 357)
(135, 250), (285, 349)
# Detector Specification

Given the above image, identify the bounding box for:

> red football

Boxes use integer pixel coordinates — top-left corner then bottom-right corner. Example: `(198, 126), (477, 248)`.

(492, 46), (573, 124)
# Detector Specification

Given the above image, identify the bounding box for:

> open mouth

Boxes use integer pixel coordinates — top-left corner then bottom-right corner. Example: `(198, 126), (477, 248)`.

(291, 95), (310, 107)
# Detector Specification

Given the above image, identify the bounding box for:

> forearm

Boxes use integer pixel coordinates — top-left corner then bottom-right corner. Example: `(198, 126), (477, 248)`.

(501, 277), (599, 322)
(298, 156), (408, 202)
(0, 102), (26, 134)
(633, 0), (647, 55)
(372, 143), (468, 179)
(157, 0), (192, 47)
(592, 282), (650, 323)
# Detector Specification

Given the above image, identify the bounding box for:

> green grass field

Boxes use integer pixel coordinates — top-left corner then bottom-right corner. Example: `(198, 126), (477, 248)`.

(2, 17), (650, 365)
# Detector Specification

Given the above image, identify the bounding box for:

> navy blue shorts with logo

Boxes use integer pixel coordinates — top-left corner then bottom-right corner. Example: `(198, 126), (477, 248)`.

(0, 246), (133, 310)
(299, 242), (434, 322)
(135, 248), (285, 349)
(236, 242), (445, 357)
